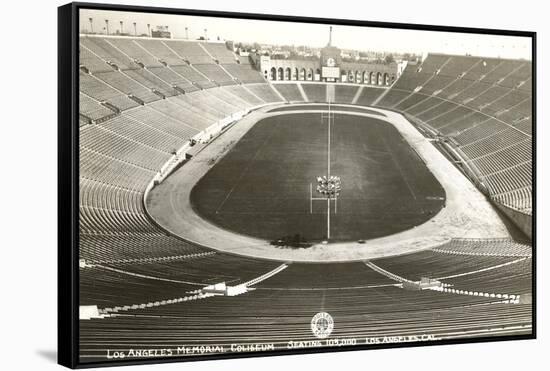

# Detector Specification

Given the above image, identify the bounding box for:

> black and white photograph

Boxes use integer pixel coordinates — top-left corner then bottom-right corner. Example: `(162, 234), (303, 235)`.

(56, 1), (535, 368)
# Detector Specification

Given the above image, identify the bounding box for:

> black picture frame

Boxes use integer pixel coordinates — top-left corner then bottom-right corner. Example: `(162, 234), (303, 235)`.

(58, 2), (536, 368)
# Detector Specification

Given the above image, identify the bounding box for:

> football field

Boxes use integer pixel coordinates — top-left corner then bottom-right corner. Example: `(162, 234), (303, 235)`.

(190, 112), (446, 242)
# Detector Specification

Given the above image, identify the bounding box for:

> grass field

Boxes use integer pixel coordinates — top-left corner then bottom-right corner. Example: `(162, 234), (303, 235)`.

(190, 113), (445, 242)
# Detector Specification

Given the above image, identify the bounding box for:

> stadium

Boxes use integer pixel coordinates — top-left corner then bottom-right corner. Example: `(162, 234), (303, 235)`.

(77, 13), (533, 364)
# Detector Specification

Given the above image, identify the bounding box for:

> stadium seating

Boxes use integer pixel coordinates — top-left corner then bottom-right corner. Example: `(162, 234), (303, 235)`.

(147, 66), (198, 92)
(108, 38), (164, 67)
(193, 64), (236, 85)
(163, 40), (214, 64)
(334, 85), (359, 104)
(258, 262), (395, 288)
(224, 85), (265, 105)
(200, 42), (237, 64)
(354, 86), (386, 106)
(80, 37), (140, 70)
(135, 39), (186, 65)
(246, 83), (284, 103)
(79, 44), (114, 73)
(94, 70), (161, 103)
(123, 69), (179, 97)
(443, 258), (531, 294)
(371, 248), (523, 282)
(80, 266), (202, 307)
(222, 64), (266, 83)
(79, 71), (140, 110)
(301, 83), (327, 102)
(375, 53), (532, 214)
(272, 83), (305, 101)
(80, 287), (531, 361)
(79, 93), (116, 122)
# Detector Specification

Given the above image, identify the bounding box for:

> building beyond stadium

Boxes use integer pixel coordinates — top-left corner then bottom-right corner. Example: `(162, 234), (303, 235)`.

(255, 27), (399, 85)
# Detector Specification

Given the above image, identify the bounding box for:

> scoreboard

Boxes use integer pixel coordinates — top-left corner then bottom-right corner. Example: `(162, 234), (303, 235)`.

(322, 66), (340, 79)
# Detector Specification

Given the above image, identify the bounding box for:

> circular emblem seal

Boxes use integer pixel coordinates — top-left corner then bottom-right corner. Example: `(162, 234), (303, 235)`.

(310, 312), (334, 339)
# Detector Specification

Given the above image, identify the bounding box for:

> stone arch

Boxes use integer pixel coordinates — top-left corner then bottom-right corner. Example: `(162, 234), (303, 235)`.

(307, 68), (313, 81)
(369, 71), (375, 84)
(270, 67), (277, 81)
(292, 67), (298, 80)
(277, 67), (284, 81)
(377, 72), (382, 85)
(348, 70), (354, 83)
(363, 71), (369, 84)
(315, 68), (321, 81)
(285, 67), (291, 81)
(300, 68), (306, 81)
(355, 70), (362, 83)
(384, 72), (390, 85)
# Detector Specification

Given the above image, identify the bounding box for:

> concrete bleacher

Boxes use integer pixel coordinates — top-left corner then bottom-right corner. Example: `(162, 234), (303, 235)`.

(354, 86), (386, 106)
(79, 93), (116, 122)
(93, 70), (161, 103)
(80, 285), (531, 361)
(200, 42), (237, 64)
(432, 238), (531, 257)
(147, 66), (198, 92)
(246, 83), (284, 103)
(442, 258), (531, 295)
(163, 40), (215, 64)
(272, 83), (305, 101)
(81, 36), (266, 91)
(193, 64), (236, 85)
(371, 249), (522, 282)
(376, 53), (532, 214)
(301, 83), (327, 102)
(79, 71), (140, 110)
(80, 266), (202, 308)
(80, 37), (140, 71)
(123, 69), (178, 96)
(169, 65), (211, 86)
(333, 85), (359, 104)
(135, 39), (186, 65)
(79, 44), (114, 73)
(100, 253), (281, 287)
(98, 115), (186, 152)
(80, 125), (171, 170)
(78, 37), (276, 270)
(224, 85), (265, 105)
(108, 38), (164, 67)
(255, 263), (394, 289)
(222, 64), (266, 83)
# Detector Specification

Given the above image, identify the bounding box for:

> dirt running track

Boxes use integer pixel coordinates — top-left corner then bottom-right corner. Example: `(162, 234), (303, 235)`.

(146, 104), (511, 262)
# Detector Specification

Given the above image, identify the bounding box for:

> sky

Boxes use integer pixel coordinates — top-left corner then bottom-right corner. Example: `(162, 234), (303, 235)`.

(79, 9), (532, 60)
